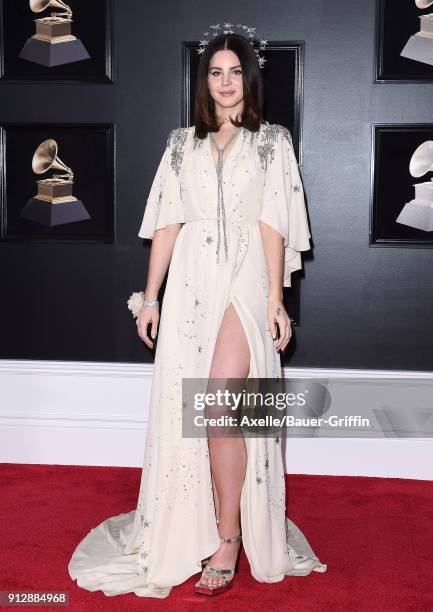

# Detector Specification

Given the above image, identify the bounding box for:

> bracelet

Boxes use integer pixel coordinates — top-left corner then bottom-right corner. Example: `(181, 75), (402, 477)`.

(143, 299), (159, 307)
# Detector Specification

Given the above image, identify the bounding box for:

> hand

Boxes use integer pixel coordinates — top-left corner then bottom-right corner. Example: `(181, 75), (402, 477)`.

(136, 305), (159, 349)
(267, 298), (292, 352)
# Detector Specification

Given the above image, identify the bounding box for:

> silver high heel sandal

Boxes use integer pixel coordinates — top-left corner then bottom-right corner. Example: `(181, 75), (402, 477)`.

(195, 531), (242, 596)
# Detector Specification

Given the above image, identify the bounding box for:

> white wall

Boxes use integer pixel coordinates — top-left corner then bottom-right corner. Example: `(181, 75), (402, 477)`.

(0, 360), (432, 480)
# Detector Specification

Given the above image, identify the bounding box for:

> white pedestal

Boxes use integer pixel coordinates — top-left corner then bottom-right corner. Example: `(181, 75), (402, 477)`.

(396, 199), (433, 231)
(401, 33), (433, 66)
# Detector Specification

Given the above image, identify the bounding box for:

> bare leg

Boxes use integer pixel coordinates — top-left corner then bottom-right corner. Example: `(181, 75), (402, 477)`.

(211, 473), (219, 522)
(197, 303), (250, 590)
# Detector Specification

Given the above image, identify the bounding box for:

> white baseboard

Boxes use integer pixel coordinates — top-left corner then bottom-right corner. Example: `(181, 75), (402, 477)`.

(0, 360), (432, 480)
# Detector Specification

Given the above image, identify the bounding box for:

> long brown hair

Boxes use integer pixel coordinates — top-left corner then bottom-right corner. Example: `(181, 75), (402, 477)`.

(193, 33), (264, 139)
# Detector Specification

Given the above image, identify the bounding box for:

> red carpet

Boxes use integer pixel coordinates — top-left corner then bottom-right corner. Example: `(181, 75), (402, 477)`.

(0, 463), (432, 611)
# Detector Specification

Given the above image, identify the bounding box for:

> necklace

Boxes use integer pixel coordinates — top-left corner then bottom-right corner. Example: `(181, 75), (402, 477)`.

(209, 128), (241, 264)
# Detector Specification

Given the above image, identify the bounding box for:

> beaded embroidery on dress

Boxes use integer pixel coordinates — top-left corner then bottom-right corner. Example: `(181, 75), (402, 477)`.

(67, 122), (327, 598)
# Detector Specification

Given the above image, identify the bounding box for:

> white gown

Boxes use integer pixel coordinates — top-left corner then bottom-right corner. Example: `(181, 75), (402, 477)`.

(68, 122), (327, 598)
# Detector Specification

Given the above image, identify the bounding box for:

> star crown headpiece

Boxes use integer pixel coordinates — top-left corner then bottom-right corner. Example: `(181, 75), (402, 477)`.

(197, 22), (268, 68)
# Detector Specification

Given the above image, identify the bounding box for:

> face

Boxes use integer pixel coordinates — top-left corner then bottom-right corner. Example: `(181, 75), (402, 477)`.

(207, 49), (244, 116)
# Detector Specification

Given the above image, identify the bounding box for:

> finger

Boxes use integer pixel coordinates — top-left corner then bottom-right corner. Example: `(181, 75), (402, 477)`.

(151, 316), (159, 341)
(281, 325), (291, 351)
(137, 318), (154, 349)
(141, 330), (154, 349)
(281, 321), (292, 351)
(272, 320), (279, 343)
(143, 321), (155, 348)
(278, 319), (291, 351)
(269, 317), (277, 340)
(275, 321), (286, 351)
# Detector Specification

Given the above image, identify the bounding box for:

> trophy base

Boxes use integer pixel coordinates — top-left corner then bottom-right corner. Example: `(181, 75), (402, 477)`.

(396, 199), (433, 231)
(19, 36), (90, 67)
(400, 33), (433, 67)
(20, 197), (91, 227)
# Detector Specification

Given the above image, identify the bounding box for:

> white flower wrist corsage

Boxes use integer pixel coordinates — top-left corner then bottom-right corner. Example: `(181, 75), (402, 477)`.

(127, 291), (159, 319)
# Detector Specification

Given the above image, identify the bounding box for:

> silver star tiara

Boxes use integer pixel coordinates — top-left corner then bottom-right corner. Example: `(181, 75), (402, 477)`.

(197, 22), (268, 68)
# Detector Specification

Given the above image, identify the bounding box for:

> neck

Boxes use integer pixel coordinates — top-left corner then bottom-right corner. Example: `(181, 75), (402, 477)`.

(215, 102), (244, 127)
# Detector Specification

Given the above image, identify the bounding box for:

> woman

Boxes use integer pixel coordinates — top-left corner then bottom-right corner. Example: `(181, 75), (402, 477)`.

(68, 32), (326, 599)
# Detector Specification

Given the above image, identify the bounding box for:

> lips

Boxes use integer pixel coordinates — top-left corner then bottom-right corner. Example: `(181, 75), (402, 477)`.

(220, 91), (234, 96)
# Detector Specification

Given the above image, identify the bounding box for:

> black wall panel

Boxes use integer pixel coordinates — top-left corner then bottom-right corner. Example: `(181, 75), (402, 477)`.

(1, 1), (432, 370)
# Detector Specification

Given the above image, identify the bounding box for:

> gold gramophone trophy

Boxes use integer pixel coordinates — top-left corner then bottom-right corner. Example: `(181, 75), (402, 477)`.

(20, 139), (90, 226)
(19, 0), (90, 67)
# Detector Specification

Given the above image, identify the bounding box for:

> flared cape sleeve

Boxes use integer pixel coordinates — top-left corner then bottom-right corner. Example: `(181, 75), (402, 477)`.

(138, 128), (186, 239)
(258, 125), (311, 287)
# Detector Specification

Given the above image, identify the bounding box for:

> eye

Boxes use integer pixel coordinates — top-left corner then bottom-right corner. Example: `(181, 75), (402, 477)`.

(209, 69), (243, 77)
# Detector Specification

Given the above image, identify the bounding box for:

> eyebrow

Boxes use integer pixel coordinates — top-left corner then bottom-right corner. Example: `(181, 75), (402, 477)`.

(209, 65), (242, 69)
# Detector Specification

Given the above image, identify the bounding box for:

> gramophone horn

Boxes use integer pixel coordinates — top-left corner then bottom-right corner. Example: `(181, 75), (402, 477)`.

(32, 139), (72, 177)
(416, 0), (433, 9)
(30, 0), (70, 14)
(409, 141), (433, 178)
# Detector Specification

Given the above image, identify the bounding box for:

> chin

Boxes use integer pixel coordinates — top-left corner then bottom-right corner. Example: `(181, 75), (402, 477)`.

(219, 96), (242, 106)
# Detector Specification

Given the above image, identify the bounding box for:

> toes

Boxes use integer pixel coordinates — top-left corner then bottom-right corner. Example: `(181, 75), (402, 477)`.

(198, 573), (231, 590)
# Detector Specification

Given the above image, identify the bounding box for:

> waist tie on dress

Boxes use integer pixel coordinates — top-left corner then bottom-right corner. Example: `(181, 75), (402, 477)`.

(209, 129), (241, 265)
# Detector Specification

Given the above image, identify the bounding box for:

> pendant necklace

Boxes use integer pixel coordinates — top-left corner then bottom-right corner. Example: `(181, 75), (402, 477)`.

(209, 128), (241, 264)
